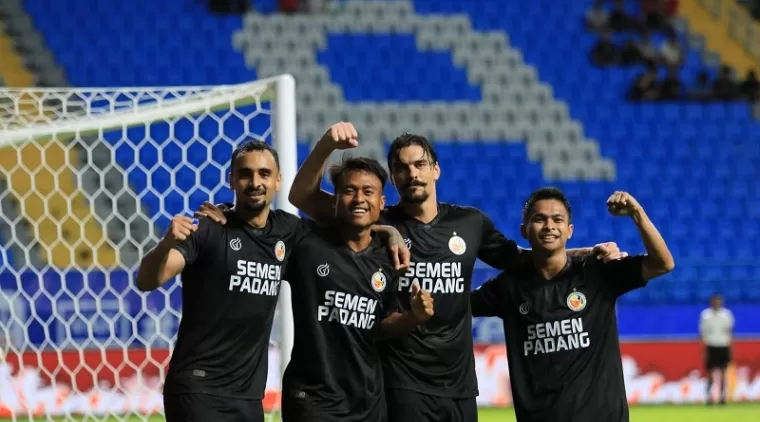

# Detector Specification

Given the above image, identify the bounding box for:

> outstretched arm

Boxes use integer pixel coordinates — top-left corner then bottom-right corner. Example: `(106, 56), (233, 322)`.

(477, 211), (626, 270)
(289, 122), (359, 222)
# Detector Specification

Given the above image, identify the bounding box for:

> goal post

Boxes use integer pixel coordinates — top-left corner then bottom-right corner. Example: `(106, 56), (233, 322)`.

(0, 74), (296, 421)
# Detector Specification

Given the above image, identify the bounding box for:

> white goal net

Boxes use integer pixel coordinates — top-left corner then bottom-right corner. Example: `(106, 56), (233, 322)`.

(0, 75), (297, 421)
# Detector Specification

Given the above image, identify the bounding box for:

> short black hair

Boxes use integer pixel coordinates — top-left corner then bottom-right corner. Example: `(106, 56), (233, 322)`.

(329, 156), (388, 190)
(230, 140), (280, 171)
(387, 133), (438, 170)
(522, 187), (572, 223)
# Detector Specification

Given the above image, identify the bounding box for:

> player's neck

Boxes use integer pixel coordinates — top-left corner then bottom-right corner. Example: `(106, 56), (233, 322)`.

(401, 196), (438, 224)
(532, 250), (568, 280)
(234, 206), (269, 229)
(339, 226), (373, 252)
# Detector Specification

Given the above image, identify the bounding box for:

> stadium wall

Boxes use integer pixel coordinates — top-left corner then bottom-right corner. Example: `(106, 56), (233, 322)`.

(2, 340), (760, 417)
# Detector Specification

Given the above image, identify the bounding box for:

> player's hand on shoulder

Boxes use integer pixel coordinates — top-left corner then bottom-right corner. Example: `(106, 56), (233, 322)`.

(592, 242), (629, 263)
(375, 225), (410, 271)
(319, 122), (358, 150)
(194, 201), (227, 224)
(162, 215), (198, 246)
(410, 282), (434, 322)
(606, 191), (643, 217)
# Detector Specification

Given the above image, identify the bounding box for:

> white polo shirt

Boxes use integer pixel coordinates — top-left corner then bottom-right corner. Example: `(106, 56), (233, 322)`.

(699, 307), (734, 347)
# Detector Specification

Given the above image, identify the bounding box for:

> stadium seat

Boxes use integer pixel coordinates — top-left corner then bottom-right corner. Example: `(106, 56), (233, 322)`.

(16, 0), (760, 303)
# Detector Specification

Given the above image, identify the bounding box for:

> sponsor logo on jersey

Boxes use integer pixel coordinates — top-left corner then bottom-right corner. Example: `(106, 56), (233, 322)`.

(371, 270), (387, 292)
(229, 260), (282, 296)
(403, 238), (412, 249)
(317, 263), (330, 277)
(448, 232), (466, 255)
(566, 291), (587, 312)
(274, 240), (286, 262)
(318, 291), (379, 330)
(398, 262), (465, 294)
(230, 237), (242, 251)
(519, 302), (530, 315)
(525, 317), (591, 356)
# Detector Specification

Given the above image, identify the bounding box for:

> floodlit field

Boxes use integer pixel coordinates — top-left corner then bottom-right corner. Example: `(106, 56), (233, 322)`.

(2, 404), (758, 422)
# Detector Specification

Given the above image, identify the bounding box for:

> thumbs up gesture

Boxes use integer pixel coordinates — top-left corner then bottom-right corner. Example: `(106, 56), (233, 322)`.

(410, 282), (434, 322)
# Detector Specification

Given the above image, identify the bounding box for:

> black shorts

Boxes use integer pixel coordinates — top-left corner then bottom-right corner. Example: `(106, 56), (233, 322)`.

(281, 389), (387, 422)
(386, 389), (477, 422)
(705, 346), (731, 370)
(163, 393), (264, 422)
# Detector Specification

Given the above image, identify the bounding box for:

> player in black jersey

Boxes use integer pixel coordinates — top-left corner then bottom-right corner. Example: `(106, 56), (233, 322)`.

(281, 156), (434, 422)
(471, 188), (675, 422)
(287, 122), (626, 422)
(136, 141), (405, 422)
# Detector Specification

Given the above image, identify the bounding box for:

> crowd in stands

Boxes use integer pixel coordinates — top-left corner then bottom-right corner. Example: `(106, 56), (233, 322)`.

(585, 0), (759, 103)
(738, 0), (760, 20)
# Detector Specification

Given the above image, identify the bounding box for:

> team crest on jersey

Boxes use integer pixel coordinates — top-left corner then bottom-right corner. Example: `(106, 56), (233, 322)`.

(566, 291), (587, 312)
(519, 302), (530, 315)
(317, 263), (330, 277)
(274, 241), (286, 262)
(229, 238), (242, 251)
(404, 238), (412, 249)
(371, 270), (387, 292)
(448, 232), (466, 255)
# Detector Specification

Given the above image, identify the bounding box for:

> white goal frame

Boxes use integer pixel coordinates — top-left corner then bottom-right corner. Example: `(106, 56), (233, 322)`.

(0, 74), (297, 419)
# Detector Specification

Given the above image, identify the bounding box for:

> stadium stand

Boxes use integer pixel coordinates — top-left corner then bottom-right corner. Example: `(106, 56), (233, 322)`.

(11, 0), (760, 306)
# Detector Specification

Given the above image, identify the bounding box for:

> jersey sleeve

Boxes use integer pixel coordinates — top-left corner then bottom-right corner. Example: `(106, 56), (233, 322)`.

(173, 217), (214, 266)
(470, 274), (506, 318)
(477, 211), (522, 270)
(600, 255), (647, 298)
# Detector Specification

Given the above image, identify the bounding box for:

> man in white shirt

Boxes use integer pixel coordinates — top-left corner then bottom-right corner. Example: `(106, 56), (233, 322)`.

(699, 294), (734, 405)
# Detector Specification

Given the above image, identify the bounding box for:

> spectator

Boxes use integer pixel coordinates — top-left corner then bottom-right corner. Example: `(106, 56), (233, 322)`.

(659, 66), (682, 100)
(636, 31), (658, 66)
(609, 0), (635, 31)
(627, 64), (660, 100)
(585, 0), (610, 32)
(640, 0), (675, 32)
(590, 31), (620, 67)
(659, 30), (683, 68)
(739, 69), (760, 102)
(689, 71), (713, 101)
(620, 38), (642, 66)
(712, 66), (738, 100)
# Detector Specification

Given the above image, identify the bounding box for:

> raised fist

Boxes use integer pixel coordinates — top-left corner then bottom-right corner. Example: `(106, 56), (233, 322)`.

(410, 282), (434, 322)
(319, 122), (359, 150)
(606, 191), (642, 217)
(162, 215), (197, 246)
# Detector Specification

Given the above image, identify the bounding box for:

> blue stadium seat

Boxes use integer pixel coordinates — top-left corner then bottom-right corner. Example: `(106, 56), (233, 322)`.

(19, 0), (760, 305)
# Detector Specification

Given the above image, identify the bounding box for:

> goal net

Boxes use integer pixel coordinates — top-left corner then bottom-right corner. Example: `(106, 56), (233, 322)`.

(0, 75), (297, 422)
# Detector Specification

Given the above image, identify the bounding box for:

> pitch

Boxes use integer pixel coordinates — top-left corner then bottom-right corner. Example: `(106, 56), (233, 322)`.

(2, 405), (758, 422)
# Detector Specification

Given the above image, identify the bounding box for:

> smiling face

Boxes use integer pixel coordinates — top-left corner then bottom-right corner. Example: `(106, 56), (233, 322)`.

(521, 198), (573, 254)
(334, 169), (385, 229)
(229, 149), (281, 213)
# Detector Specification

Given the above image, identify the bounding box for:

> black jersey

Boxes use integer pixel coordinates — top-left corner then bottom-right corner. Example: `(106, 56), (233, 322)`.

(165, 209), (310, 399)
(282, 225), (399, 422)
(379, 203), (521, 398)
(471, 255), (648, 422)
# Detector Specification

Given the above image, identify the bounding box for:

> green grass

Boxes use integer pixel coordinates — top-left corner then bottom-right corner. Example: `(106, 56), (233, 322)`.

(2, 404), (758, 422)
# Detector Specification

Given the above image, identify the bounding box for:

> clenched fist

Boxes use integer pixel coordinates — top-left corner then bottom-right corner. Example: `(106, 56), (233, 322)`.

(162, 215), (198, 246)
(319, 122), (359, 150)
(410, 282), (434, 322)
(606, 191), (643, 217)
